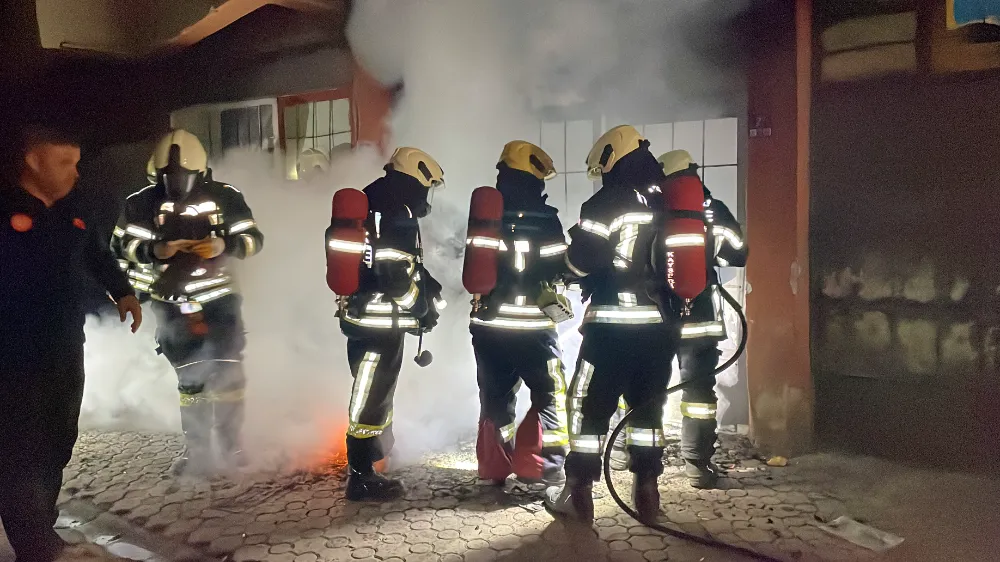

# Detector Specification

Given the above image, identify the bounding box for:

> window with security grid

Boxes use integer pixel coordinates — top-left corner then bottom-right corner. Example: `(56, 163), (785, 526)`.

(531, 118), (740, 226)
(278, 90), (353, 180)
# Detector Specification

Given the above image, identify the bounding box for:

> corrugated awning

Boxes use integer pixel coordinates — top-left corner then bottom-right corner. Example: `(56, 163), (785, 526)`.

(947, 0), (1000, 29)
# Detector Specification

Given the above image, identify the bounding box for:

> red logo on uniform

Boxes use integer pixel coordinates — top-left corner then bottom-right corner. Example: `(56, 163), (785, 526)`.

(10, 214), (32, 232)
(73, 217), (86, 230)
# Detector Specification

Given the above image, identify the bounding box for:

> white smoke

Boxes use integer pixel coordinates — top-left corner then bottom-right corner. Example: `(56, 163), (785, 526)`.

(79, 0), (749, 467)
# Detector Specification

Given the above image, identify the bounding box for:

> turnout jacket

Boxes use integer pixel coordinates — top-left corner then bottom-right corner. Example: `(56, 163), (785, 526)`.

(333, 176), (443, 337)
(469, 201), (568, 331)
(565, 184), (664, 327)
(112, 180), (263, 309)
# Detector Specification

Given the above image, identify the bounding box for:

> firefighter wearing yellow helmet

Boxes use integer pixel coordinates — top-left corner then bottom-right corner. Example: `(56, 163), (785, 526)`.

(467, 141), (571, 487)
(113, 129), (264, 477)
(604, 148), (749, 489)
(333, 146), (446, 502)
(545, 125), (678, 525)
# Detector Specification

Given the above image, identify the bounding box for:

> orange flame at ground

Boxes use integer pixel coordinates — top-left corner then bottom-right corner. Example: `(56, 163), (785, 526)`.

(290, 417), (348, 471)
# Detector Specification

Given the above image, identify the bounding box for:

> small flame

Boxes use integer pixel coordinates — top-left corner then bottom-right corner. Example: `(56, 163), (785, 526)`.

(287, 417), (349, 471)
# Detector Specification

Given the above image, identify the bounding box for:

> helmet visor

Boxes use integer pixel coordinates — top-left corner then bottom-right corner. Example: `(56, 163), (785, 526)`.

(163, 169), (199, 200)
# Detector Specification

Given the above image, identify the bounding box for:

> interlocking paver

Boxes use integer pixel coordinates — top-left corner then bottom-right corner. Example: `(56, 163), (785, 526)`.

(59, 431), (881, 562)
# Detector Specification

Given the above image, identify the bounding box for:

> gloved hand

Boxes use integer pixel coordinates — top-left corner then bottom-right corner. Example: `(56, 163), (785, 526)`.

(153, 240), (198, 260)
(421, 306), (440, 332)
(187, 237), (225, 259)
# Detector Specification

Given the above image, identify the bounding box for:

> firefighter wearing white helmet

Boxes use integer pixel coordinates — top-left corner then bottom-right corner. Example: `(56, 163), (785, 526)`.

(661, 149), (747, 487)
(545, 125), (678, 525)
(467, 141), (571, 487)
(114, 129), (264, 477)
(332, 146), (445, 501)
(605, 149), (748, 488)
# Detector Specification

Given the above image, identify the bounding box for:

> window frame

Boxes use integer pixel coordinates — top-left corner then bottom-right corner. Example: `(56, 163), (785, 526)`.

(276, 88), (354, 153)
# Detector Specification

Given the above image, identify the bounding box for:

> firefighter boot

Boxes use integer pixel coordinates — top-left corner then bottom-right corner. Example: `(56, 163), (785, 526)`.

(544, 477), (594, 524)
(173, 392), (215, 476)
(632, 471), (661, 523)
(346, 464), (404, 502)
(214, 394), (249, 471)
(684, 460), (722, 489)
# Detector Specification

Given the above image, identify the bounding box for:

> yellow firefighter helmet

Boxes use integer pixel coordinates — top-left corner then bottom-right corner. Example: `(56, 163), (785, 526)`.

(498, 140), (557, 180)
(146, 154), (156, 183)
(387, 147), (444, 188)
(586, 125), (646, 180)
(151, 129), (208, 173)
(657, 149), (694, 177)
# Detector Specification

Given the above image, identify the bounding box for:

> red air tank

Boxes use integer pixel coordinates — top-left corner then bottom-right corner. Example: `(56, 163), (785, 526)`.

(662, 175), (708, 300)
(462, 186), (504, 295)
(326, 188), (369, 296)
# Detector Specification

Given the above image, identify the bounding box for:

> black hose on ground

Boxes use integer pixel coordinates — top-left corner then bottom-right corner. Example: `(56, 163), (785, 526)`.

(602, 285), (781, 562)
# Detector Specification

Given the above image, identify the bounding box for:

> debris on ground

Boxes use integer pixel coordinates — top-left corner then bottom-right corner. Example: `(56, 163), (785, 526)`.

(767, 456), (788, 467)
(819, 515), (904, 552)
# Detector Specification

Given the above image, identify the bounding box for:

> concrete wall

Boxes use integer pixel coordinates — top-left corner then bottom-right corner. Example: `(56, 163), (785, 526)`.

(811, 75), (1000, 470)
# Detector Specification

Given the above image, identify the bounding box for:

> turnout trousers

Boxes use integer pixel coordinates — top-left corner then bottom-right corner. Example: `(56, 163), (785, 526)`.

(471, 326), (569, 481)
(609, 342), (721, 463)
(344, 332), (405, 470)
(0, 350), (85, 562)
(565, 325), (677, 481)
(153, 295), (248, 463)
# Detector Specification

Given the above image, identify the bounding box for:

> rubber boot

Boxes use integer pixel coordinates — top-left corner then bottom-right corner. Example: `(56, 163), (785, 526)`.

(511, 409), (544, 482)
(476, 418), (513, 486)
(632, 472), (661, 523)
(173, 396), (215, 476)
(544, 477), (594, 524)
(346, 464), (404, 502)
(215, 397), (249, 471)
(684, 460), (721, 489)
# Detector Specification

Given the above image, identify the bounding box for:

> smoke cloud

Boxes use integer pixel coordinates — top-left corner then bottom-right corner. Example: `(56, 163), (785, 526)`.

(79, 0), (749, 468)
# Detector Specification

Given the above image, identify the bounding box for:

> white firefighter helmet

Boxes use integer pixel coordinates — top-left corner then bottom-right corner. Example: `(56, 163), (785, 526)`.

(297, 147), (329, 178)
(387, 147), (444, 188)
(151, 129), (208, 173)
(152, 129), (208, 199)
(586, 125), (646, 181)
(498, 140), (557, 180)
(657, 149), (694, 177)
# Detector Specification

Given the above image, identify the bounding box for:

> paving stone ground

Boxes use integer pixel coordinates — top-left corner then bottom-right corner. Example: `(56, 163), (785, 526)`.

(45, 431), (896, 562)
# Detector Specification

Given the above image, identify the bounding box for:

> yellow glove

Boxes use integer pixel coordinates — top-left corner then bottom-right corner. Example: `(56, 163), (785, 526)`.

(537, 282), (574, 323)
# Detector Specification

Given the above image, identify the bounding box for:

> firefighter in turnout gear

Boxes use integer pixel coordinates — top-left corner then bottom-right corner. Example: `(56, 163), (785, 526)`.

(660, 149), (746, 487)
(468, 141), (571, 486)
(545, 125), (679, 524)
(605, 150), (748, 488)
(114, 129), (264, 476)
(329, 147), (445, 502)
(111, 153), (159, 301)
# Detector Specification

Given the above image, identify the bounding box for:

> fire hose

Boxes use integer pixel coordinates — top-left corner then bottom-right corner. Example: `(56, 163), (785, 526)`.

(602, 284), (781, 562)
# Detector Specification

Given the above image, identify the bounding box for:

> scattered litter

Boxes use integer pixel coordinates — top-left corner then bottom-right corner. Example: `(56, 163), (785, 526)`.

(106, 541), (155, 561)
(818, 516), (904, 552)
(767, 456), (788, 467)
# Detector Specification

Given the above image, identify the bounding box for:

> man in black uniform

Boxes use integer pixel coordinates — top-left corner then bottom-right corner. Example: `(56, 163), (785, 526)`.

(330, 147), (445, 502)
(1, 125), (142, 561)
(545, 125), (678, 524)
(469, 141), (571, 486)
(115, 129), (264, 476)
